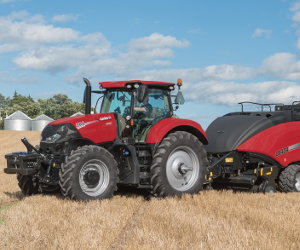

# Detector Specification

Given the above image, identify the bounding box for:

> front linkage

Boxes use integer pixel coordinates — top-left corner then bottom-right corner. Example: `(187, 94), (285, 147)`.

(4, 138), (61, 194)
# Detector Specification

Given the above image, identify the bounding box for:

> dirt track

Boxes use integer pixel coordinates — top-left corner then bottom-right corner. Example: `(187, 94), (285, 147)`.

(0, 130), (300, 249)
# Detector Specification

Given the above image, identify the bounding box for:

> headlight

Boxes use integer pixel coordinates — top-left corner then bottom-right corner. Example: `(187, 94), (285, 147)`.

(41, 124), (79, 143)
(45, 133), (62, 143)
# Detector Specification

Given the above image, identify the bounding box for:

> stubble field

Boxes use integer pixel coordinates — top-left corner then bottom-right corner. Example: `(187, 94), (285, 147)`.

(0, 130), (299, 250)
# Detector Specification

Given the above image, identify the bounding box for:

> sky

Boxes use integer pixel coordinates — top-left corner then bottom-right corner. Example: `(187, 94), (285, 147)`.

(1, 0), (300, 128)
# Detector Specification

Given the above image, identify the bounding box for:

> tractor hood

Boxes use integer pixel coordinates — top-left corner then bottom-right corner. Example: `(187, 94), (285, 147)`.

(44, 113), (117, 144)
(205, 113), (278, 153)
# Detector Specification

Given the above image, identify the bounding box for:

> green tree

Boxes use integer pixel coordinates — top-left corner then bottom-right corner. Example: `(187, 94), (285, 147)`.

(0, 92), (84, 129)
(0, 93), (10, 110)
(0, 93), (11, 129)
(38, 94), (84, 120)
(8, 91), (40, 118)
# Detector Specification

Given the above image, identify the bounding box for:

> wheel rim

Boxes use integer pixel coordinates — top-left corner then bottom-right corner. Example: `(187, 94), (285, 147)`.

(295, 172), (300, 191)
(166, 146), (200, 192)
(79, 159), (110, 197)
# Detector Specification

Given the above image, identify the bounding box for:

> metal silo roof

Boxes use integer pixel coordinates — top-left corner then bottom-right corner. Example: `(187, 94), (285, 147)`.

(71, 112), (84, 117)
(33, 114), (54, 121)
(5, 111), (31, 120)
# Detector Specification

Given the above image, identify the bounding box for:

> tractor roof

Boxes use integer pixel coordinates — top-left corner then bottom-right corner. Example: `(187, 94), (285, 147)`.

(100, 80), (175, 89)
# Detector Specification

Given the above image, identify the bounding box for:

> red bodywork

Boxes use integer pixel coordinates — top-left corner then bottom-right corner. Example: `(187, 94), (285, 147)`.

(146, 118), (208, 144)
(48, 80), (208, 146)
(100, 80), (175, 88)
(237, 122), (300, 167)
(50, 113), (117, 144)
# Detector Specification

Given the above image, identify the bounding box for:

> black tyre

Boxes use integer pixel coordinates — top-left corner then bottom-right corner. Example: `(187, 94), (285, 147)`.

(17, 174), (39, 195)
(39, 184), (60, 194)
(150, 131), (209, 197)
(59, 145), (118, 201)
(279, 164), (300, 192)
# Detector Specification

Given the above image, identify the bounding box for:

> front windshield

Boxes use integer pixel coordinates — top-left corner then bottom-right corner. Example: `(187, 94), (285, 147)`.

(100, 90), (132, 117)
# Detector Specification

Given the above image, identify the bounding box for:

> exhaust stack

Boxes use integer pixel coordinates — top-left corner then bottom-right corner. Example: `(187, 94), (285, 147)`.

(83, 78), (92, 114)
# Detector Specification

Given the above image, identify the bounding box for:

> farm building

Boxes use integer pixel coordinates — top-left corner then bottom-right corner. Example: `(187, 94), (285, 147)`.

(32, 114), (54, 131)
(4, 111), (32, 131)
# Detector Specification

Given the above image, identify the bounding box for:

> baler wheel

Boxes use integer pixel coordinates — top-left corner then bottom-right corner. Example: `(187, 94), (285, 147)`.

(150, 131), (208, 197)
(17, 174), (39, 196)
(278, 164), (300, 192)
(59, 145), (118, 201)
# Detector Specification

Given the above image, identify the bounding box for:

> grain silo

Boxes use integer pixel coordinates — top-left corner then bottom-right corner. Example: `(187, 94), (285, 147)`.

(4, 111), (32, 131)
(32, 114), (54, 131)
(71, 112), (84, 117)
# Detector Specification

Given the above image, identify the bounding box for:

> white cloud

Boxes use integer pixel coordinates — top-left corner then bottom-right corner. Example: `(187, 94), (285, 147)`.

(8, 10), (45, 23)
(293, 11), (300, 22)
(52, 14), (77, 23)
(3, 10), (300, 107)
(129, 33), (189, 50)
(252, 28), (272, 38)
(14, 33), (111, 73)
(290, 2), (300, 23)
(126, 65), (258, 83)
(0, 12), (79, 53)
(183, 81), (300, 106)
(13, 32), (190, 77)
(290, 2), (300, 11)
(262, 53), (300, 80)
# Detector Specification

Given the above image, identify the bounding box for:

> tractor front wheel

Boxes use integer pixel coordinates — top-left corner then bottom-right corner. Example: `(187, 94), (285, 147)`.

(150, 131), (208, 197)
(59, 145), (118, 201)
(279, 164), (300, 192)
(17, 174), (39, 196)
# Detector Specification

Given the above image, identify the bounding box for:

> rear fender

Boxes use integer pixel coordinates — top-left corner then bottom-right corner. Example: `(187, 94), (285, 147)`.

(237, 122), (300, 167)
(146, 118), (208, 145)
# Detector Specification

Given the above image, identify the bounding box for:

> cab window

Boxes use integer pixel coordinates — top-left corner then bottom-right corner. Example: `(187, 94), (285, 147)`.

(101, 91), (132, 117)
(134, 88), (170, 118)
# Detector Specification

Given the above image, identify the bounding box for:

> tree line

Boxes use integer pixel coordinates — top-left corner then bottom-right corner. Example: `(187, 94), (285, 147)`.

(0, 91), (84, 129)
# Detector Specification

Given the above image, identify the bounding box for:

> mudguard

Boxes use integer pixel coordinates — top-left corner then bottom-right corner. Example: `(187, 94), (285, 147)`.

(237, 121), (300, 167)
(50, 113), (117, 144)
(146, 117), (208, 144)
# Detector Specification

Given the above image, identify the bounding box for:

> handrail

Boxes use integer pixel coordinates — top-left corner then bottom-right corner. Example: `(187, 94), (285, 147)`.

(238, 102), (284, 112)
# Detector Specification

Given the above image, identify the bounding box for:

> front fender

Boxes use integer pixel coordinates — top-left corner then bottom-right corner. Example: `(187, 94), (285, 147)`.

(146, 118), (208, 144)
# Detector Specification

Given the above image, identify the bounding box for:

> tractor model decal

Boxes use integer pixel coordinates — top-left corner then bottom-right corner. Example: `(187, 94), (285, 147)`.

(276, 143), (300, 157)
(99, 116), (112, 121)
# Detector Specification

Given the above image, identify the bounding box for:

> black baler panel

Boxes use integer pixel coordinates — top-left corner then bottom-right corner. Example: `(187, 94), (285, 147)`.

(205, 115), (274, 153)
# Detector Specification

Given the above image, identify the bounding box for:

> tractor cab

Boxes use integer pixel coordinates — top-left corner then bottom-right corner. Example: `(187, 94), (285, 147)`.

(91, 79), (184, 142)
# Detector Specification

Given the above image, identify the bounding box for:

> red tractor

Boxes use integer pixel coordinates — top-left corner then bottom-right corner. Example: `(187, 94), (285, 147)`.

(4, 79), (209, 200)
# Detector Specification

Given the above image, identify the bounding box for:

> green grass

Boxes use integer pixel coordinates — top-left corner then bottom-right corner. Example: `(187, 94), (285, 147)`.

(0, 204), (14, 224)
(0, 205), (12, 211)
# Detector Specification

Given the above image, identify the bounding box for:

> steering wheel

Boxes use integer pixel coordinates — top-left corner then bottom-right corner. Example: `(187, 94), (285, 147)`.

(114, 107), (121, 114)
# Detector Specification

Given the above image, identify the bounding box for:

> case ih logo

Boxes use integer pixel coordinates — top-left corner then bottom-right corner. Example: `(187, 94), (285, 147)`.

(76, 121), (86, 129)
(276, 143), (300, 157)
(76, 120), (99, 129)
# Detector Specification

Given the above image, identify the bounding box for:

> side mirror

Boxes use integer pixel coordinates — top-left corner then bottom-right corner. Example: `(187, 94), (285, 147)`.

(174, 90), (185, 105)
(137, 85), (148, 103)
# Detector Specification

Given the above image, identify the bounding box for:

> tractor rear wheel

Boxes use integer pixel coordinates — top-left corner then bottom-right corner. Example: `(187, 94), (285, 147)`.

(17, 174), (39, 195)
(278, 164), (300, 192)
(59, 145), (118, 201)
(150, 131), (208, 197)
